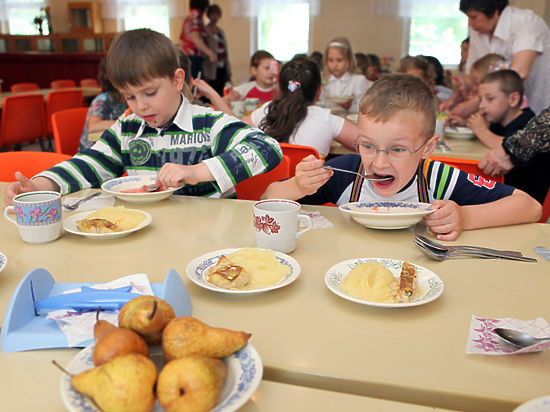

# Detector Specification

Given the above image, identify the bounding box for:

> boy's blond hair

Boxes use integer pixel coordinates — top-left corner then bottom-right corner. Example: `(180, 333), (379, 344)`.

(359, 73), (436, 138)
(471, 53), (506, 77)
(397, 55), (436, 87)
(107, 28), (179, 89)
(324, 36), (358, 75)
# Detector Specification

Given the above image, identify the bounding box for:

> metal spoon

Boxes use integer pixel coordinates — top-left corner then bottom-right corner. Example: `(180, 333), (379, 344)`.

(63, 192), (101, 210)
(414, 240), (537, 262)
(493, 328), (550, 348)
(322, 165), (392, 181)
(415, 234), (524, 257)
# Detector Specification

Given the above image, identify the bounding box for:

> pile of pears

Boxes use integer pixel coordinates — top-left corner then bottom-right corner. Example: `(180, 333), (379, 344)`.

(55, 295), (251, 412)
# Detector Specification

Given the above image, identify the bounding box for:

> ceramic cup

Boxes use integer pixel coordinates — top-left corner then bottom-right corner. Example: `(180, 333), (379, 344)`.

(4, 191), (62, 244)
(230, 100), (246, 118)
(253, 199), (312, 253)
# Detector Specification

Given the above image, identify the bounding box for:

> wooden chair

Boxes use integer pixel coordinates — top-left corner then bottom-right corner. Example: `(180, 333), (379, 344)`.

(10, 83), (40, 93)
(0, 151), (72, 181)
(50, 79), (76, 89)
(0, 94), (47, 150)
(279, 142), (320, 177)
(45, 89), (83, 137)
(235, 156), (291, 201)
(79, 78), (99, 88)
(52, 107), (89, 155)
(429, 155), (504, 183)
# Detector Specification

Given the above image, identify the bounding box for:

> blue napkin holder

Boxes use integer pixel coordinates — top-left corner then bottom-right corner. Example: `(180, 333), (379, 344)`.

(1, 268), (193, 352)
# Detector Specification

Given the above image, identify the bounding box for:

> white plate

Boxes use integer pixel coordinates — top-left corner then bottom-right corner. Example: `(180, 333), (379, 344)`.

(63, 209), (152, 240)
(325, 258), (444, 308)
(60, 343), (262, 412)
(186, 248), (301, 295)
(513, 396), (550, 411)
(445, 126), (475, 139)
(326, 95), (353, 103)
(101, 175), (182, 204)
(339, 201), (435, 229)
(346, 113), (358, 123)
(0, 252), (7, 272)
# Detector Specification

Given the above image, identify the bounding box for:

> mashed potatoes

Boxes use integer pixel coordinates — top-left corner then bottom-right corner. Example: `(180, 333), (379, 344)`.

(77, 206), (146, 233)
(339, 262), (396, 303)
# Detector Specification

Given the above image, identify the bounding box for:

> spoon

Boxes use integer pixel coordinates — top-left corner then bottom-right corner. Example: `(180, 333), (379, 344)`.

(322, 165), (392, 181)
(63, 192), (101, 210)
(493, 328), (550, 348)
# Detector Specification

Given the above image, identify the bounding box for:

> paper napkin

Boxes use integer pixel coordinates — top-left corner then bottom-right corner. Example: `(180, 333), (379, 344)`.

(466, 314), (550, 355)
(302, 210), (334, 229)
(45, 274), (154, 346)
(62, 194), (115, 212)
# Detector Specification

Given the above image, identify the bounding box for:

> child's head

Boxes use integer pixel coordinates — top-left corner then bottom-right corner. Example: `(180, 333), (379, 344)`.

(357, 73), (437, 197)
(478, 69), (523, 125)
(206, 4), (222, 23)
(324, 37), (357, 78)
(397, 56), (436, 87)
(190, 0), (209, 13)
(364, 53), (382, 81)
(309, 51), (323, 71)
(176, 49), (193, 101)
(97, 59), (122, 102)
(470, 53), (506, 85)
(106, 29), (184, 128)
(249, 50), (277, 89)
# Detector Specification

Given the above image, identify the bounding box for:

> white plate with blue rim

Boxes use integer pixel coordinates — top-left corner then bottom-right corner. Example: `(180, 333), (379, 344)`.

(60, 343), (262, 412)
(186, 248), (301, 295)
(513, 395), (550, 411)
(63, 209), (152, 240)
(0, 253), (7, 272)
(339, 201), (435, 229)
(101, 175), (182, 204)
(325, 258), (444, 308)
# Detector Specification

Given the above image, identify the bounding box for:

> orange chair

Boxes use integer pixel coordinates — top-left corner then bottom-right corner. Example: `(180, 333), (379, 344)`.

(80, 78), (99, 88)
(52, 107), (89, 155)
(50, 79), (76, 89)
(538, 189), (550, 223)
(429, 156), (504, 183)
(0, 94), (46, 150)
(235, 156), (291, 201)
(10, 82), (39, 93)
(46, 89), (83, 137)
(279, 142), (320, 177)
(0, 151), (72, 181)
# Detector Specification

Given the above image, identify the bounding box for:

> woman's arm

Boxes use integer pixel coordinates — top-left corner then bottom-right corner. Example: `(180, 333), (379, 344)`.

(191, 32), (217, 63)
(510, 50), (537, 80)
(87, 116), (116, 133)
(334, 120), (358, 150)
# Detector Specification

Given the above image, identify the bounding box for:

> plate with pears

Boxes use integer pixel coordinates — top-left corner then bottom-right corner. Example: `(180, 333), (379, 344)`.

(57, 296), (262, 412)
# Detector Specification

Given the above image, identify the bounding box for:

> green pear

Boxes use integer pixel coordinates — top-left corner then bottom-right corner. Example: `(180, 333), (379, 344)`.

(118, 296), (176, 346)
(157, 355), (227, 412)
(72, 353), (157, 412)
(93, 327), (149, 366)
(162, 316), (251, 363)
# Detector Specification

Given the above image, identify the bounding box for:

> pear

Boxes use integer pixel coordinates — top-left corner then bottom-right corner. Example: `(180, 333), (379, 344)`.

(157, 355), (227, 412)
(162, 316), (251, 363)
(93, 327), (149, 366)
(72, 353), (157, 412)
(118, 295), (176, 346)
(94, 308), (117, 342)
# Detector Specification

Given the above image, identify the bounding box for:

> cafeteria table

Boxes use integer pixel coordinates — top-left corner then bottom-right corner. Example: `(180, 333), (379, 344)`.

(0, 185), (549, 411)
(0, 87), (101, 109)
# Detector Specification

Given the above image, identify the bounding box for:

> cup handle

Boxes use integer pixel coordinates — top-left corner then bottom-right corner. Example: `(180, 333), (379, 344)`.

(296, 214), (312, 238)
(4, 206), (17, 225)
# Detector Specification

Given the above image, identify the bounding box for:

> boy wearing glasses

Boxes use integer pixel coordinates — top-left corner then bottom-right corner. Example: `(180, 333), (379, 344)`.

(263, 74), (540, 240)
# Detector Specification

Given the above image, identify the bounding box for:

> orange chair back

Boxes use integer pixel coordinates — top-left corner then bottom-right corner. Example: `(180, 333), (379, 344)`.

(0, 94), (46, 149)
(50, 79), (77, 89)
(279, 143), (320, 176)
(52, 107), (88, 155)
(0, 151), (72, 181)
(429, 156), (504, 183)
(46, 90), (83, 136)
(80, 78), (99, 88)
(10, 82), (39, 93)
(235, 156), (291, 201)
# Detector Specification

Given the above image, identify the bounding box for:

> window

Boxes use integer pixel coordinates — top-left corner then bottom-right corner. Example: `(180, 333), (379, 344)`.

(1, 1), (49, 35)
(123, 3), (170, 37)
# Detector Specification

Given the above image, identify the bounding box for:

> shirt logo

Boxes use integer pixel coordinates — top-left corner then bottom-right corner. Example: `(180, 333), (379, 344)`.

(129, 139), (152, 165)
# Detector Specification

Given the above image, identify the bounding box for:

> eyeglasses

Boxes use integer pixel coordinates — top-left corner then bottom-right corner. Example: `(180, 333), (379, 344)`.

(352, 137), (429, 162)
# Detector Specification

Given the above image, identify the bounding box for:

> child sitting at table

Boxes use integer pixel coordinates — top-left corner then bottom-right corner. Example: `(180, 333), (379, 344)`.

(249, 56), (357, 158)
(468, 69), (549, 203)
(320, 37), (371, 113)
(262, 73), (541, 240)
(4, 28), (282, 205)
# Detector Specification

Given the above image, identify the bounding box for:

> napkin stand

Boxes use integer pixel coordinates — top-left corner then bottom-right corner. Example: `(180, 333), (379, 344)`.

(1, 268), (192, 352)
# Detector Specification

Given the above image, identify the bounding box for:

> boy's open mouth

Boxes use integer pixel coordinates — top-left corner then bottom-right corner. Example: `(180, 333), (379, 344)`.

(372, 173), (394, 188)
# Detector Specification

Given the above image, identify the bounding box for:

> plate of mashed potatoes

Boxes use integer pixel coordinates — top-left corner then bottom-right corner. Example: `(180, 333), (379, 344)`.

(325, 258), (443, 308)
(186, 247), (301, 295)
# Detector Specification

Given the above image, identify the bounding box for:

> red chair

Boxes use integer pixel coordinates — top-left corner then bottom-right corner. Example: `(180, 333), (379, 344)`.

(235, 156), (291, 201)
(429, 156), (504, 183)
(279, 142), (320, 177)
(538, 189), (550, 223)
(50, 79), (77, 89)
(80, 78), (99, 88)
(52, 107), (89, 155)
(10, 82), (40, 93)
(0, 94), (46, 150)
(0, 151), (72, 181)
(45, 89), (83, 137)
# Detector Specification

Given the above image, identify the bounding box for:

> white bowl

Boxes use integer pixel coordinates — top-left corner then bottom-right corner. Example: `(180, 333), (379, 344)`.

(339, 201), (434, 229)
(445, 126), (475, 139)
(101, 175), (181, 204)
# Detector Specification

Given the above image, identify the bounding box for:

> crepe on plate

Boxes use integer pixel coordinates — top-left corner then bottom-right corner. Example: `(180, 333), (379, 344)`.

(76, 206), (146, 233)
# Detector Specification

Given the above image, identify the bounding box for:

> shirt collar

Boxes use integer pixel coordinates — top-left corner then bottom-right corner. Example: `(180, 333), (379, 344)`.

(492, 6), (511, 41)
(136, 95), (194, 137)
(329, 72), (352, 82)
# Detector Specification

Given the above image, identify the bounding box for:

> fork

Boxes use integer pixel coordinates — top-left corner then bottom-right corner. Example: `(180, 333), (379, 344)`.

(63, 192), (101, 210)
(322, 166), (392, 181)
(415, 240), (537, 262)
(415, 234), (523, 257)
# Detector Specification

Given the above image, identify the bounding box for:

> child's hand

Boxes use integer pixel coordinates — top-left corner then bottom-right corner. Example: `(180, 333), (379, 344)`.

(193, 79), (216, 99)
(156, 162), (213, 188)
(226, 90), (240, 102)
(447, 113), (466, 126)
(338, 96), (353, 111)
(423, 199), (464, 241)
(295, 155), (332, 196)
(4, 172), (38, 206)
(466, 111), (488, 134)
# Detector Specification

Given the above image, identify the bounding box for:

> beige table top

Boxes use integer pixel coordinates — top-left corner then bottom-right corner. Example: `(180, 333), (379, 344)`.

(1, 185), (549, 411)
(0, 87), (101, 109)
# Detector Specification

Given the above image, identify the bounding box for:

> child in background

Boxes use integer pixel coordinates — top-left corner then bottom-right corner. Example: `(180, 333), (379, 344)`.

(263, 74), (540, 240)
(78, 60), (128, 151)
(468, 69), (548, 203)
(309, 51), (323, 71)
(364, 53), (382, 82)
(397, 55), (439, 103)
(423, 55), (453, 102)
(250, 57), (357, 158)
(321, 37), (371, 113)
(225, 50), (278, 104)
(5, 28), (282, 205)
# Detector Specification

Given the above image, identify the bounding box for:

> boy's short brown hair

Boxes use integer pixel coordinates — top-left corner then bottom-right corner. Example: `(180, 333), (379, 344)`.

(359, 73), (436, 138)
(106, 28), (178, 89)
(480, 69), (524, 104)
